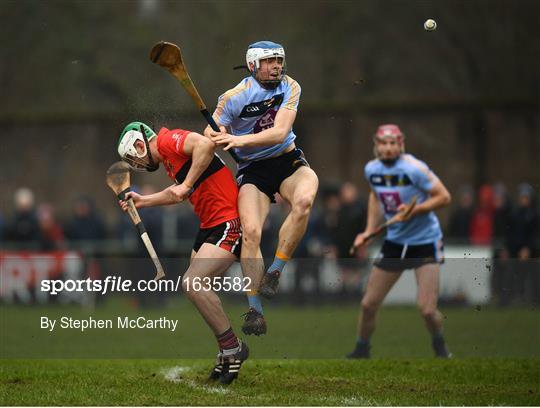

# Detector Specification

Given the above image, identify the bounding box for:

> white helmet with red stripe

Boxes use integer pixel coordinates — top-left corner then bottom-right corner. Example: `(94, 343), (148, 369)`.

(373, 124), (406, 159)
(374, 124), (405, 142)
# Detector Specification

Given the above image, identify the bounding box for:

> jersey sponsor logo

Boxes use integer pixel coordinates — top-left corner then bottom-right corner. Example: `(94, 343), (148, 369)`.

(253, 109), (277, 133)
(238, 93), (284, 118)
(172, 133), (183, 151)
(370, 173), (412, 187)
(379, 192), (402, 213)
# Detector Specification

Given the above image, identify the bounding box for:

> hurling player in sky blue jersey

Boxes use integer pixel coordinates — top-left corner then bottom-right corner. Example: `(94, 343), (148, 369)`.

(205, 41), (319, 336)
(347, 124), (452, 359)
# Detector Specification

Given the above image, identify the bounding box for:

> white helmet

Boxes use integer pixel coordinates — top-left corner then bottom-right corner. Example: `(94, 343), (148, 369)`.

(246, 41), (286, 88)
(117, 121), (158, 171)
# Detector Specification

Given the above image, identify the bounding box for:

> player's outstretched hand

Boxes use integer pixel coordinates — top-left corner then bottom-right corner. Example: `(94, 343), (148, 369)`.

(118, 191), (142, 211)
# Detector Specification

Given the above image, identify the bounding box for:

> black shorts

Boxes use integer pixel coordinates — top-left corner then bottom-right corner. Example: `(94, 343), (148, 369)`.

(374, 239), (444, 272)
(236, 147), (309, 203)
(193, 218), (242, 257)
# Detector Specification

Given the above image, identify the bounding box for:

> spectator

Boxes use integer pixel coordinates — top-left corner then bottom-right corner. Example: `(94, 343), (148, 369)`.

(508, 184), (538, 257)
(318, 185), (341, 255)
(37, 203), (65, 250)
(508, 184), (539, 304)
(447, 185), (474, 243)
(65, 196), (107, 242)
(490, 183), (513, 306)
(492, 183), (513, 247)
(469, 184), (495, 245)
(335, 182), (367, 296)
(336, 182), (367, 258)
(7, 187), (42, 245)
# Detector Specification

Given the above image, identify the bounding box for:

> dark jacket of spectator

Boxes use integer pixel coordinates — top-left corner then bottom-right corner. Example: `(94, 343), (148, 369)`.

(507, 184), (538, 255)
(65, 196), (106, 241)
(447, 185), (474, 242)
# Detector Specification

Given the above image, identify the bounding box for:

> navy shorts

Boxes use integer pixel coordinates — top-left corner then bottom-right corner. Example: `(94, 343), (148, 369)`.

(236, 148), (309, 203)
(374, 239), (444, 272)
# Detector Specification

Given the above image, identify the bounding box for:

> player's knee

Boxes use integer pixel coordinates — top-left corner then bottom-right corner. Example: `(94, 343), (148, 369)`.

(418, 302), (436, 319)
(181, 275), (196, 298)
(292, 195), (315, 218)
(242, 223), (262, 245)
(361, 299), (378, 315)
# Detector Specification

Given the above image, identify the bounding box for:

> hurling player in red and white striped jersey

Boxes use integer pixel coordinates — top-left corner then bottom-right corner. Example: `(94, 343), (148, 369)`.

(116, 121), (249, 384)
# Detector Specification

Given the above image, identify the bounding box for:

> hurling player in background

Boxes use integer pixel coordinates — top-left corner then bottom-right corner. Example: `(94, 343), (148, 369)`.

(347, 124), (452, 359)
(116, 121), (248, 384)
(205, 41), (319, 335)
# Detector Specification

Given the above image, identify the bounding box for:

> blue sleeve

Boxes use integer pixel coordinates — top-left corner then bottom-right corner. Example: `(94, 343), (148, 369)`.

(411, 162), (436, 192)
(364, 162), (373, 184)
(281, 78), (301, 111)
(213, 94), (237, 127)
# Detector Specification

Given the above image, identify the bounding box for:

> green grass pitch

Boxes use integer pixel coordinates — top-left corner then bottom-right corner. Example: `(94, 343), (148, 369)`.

(1, 299), (539, 405)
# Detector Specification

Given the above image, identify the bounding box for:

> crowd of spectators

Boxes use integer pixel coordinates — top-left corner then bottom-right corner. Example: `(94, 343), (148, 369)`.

(447, 183), (539, 305)
(1, 182), (538, 305)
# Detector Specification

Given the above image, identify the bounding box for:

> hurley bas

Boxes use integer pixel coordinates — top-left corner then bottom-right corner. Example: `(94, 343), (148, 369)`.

(40, 316), (179, 332)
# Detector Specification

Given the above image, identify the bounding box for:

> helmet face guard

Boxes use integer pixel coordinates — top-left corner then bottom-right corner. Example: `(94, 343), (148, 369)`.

(117, 122), (159, 172)
(246, 41), (286, 89)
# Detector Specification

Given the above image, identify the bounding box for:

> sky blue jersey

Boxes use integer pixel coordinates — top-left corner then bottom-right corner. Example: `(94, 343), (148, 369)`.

(212, 75), (300, 168)
(364, 154), (443, 245)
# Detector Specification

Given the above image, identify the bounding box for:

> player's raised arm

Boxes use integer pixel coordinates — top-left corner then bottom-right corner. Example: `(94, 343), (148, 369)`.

(181, 132), (217, 187)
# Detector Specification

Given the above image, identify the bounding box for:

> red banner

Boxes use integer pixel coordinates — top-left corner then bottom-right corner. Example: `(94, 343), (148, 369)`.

(0, 251), (85, 304)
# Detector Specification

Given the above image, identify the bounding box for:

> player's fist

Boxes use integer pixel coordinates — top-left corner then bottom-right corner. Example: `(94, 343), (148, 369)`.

(350, 231), (370, 255)
(204, 125), (227, 140)
(170, 183), (192, 203)
(353, 232), (370, 248)
(394, 203), (415, 222)
(118, 191), (142, 211)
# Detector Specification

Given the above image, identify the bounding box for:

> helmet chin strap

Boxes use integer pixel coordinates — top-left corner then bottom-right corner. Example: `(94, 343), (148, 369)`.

(141, 125), (159, 172)
(259, 79), (281, 90)
(254, 63), (286, 90)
